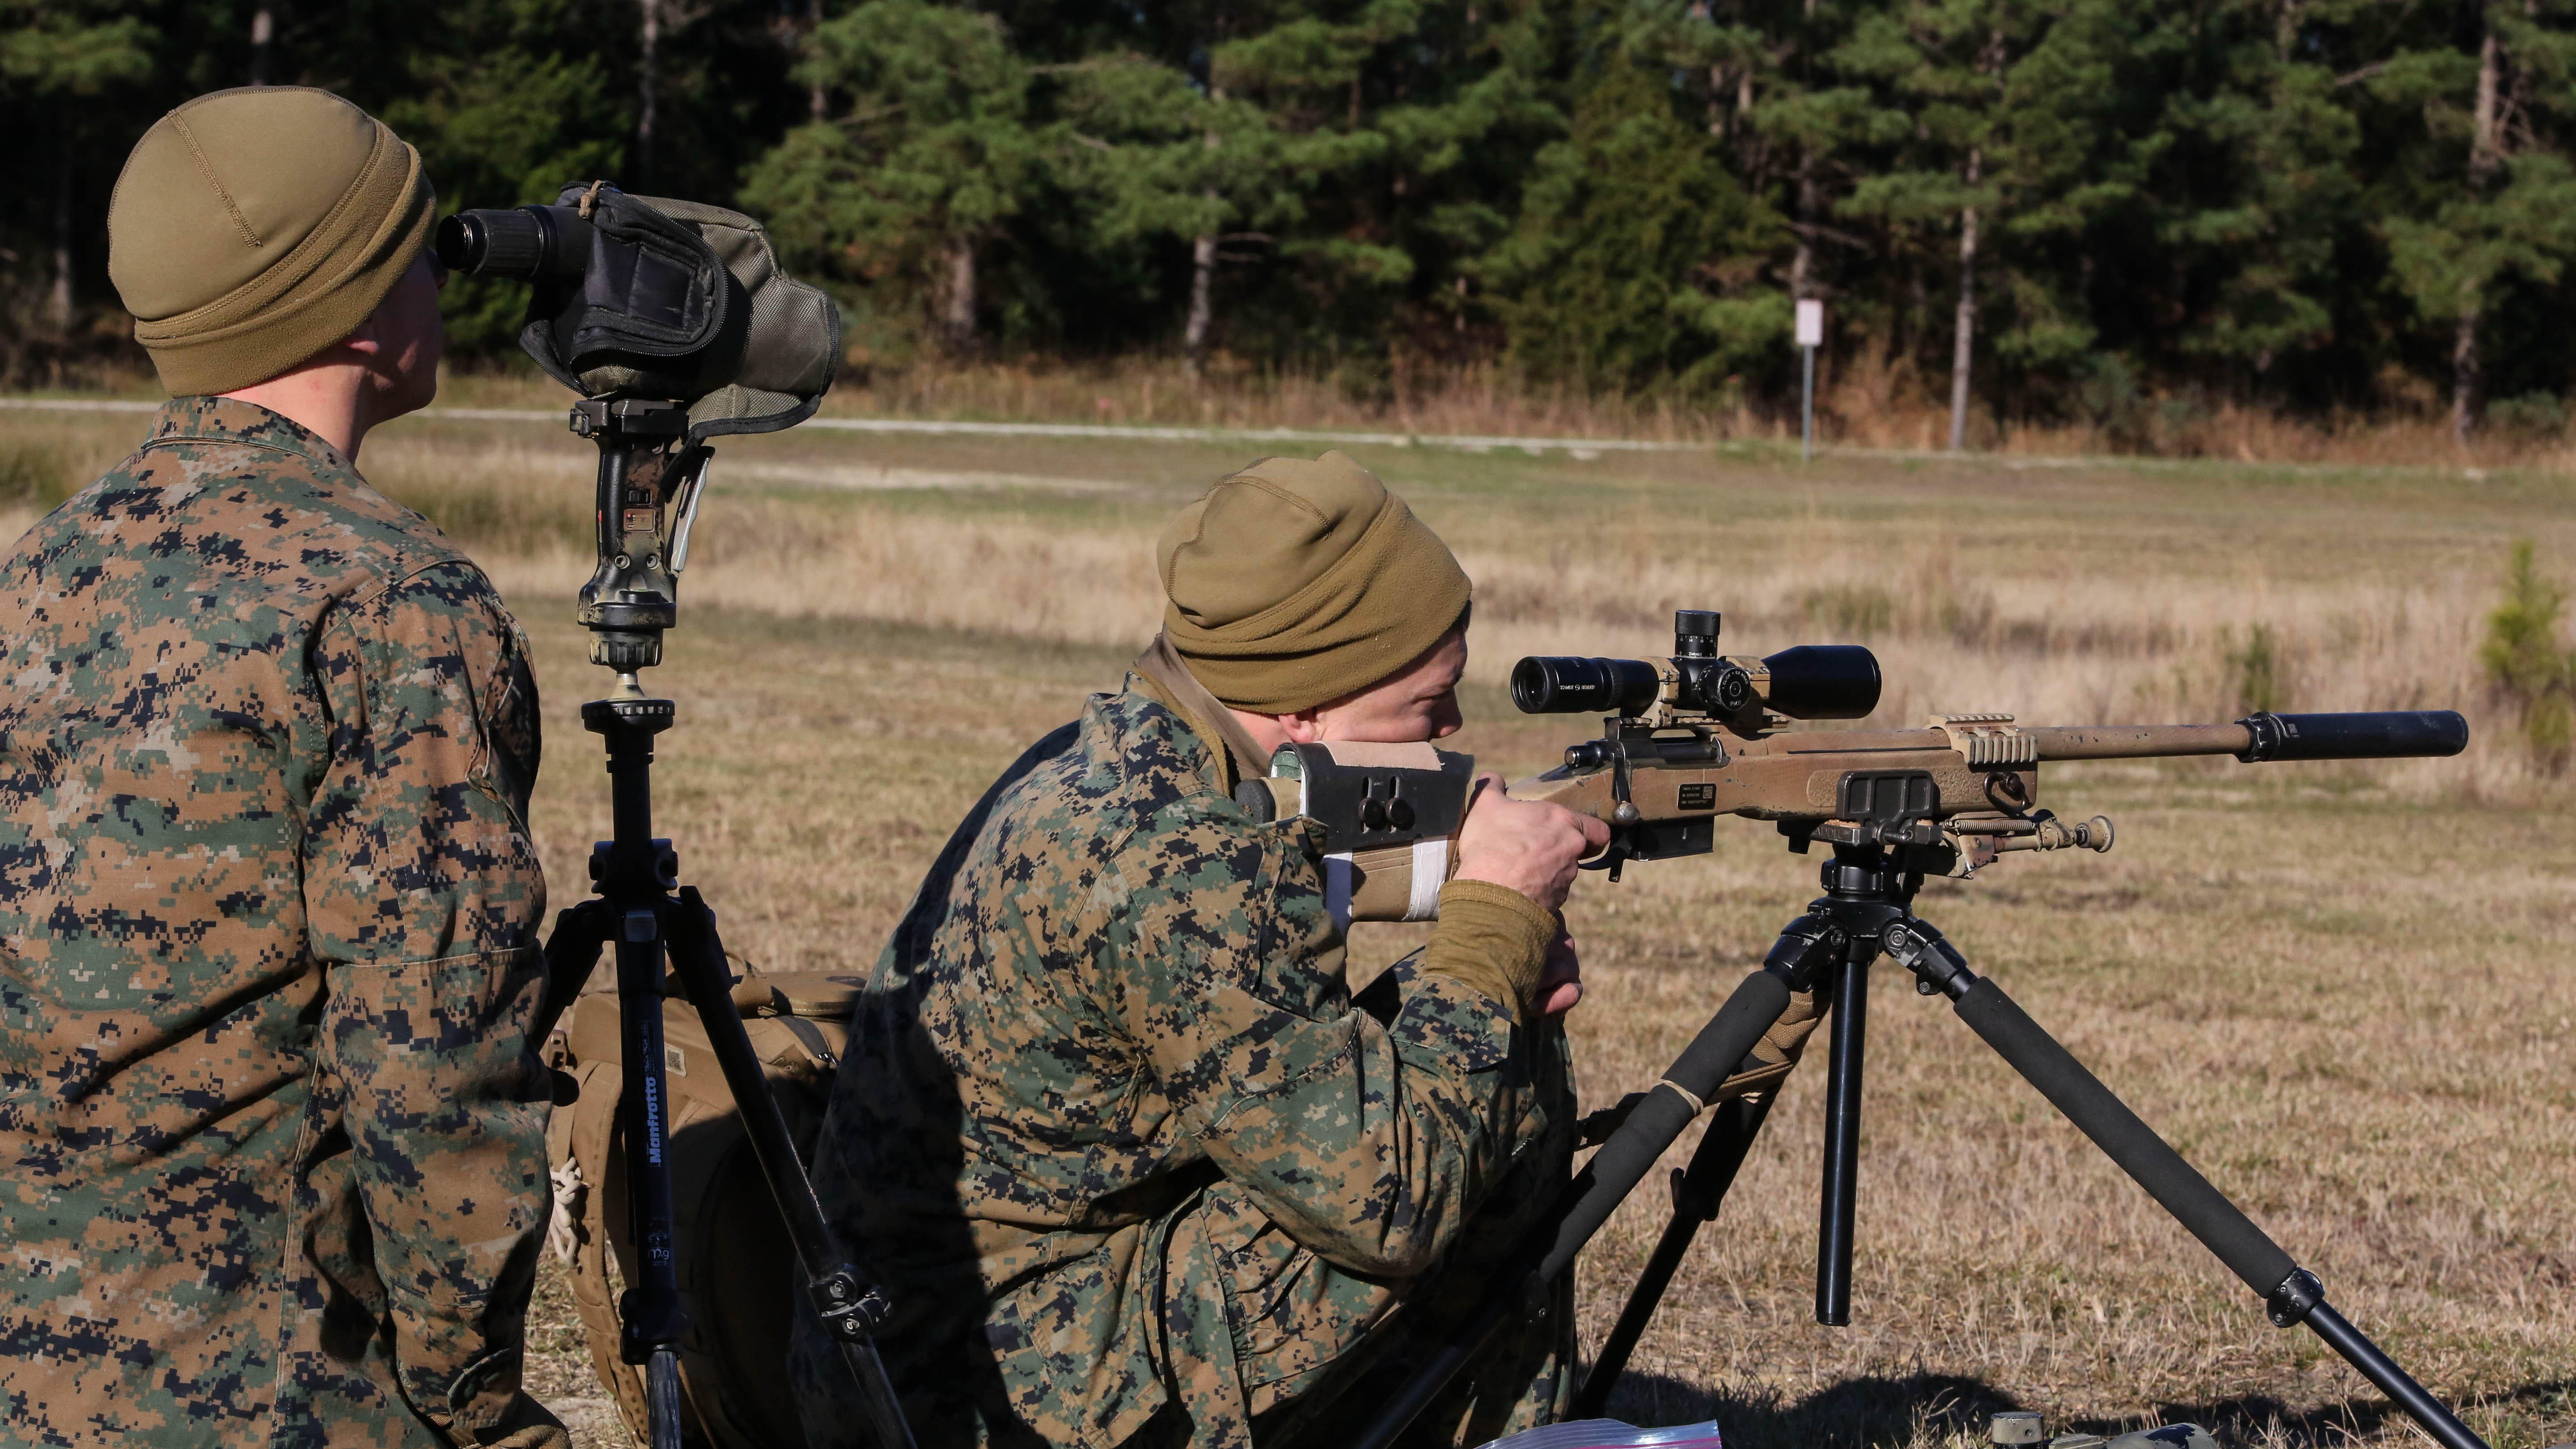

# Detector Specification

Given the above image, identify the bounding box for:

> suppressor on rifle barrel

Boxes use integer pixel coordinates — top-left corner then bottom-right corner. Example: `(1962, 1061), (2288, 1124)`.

(2026, 711), (2467, 763)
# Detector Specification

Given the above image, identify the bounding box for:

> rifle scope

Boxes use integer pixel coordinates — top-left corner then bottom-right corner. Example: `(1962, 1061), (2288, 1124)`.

(1512, 643), (1880, 719)
(434, 205), (595, 284)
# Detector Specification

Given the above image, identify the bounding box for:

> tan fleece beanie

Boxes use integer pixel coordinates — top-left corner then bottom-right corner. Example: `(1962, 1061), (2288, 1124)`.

(108, 87), (435, 397)
(1158, 452), (1472, 714)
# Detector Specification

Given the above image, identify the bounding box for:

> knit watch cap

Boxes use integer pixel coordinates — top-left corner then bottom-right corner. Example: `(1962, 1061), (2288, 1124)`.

(1157, 451), (1472, 714)
(108, 87), (435, 397)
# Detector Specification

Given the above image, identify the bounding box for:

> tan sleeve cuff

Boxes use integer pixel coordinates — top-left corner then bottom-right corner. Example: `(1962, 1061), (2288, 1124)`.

(1421, 880), (1558, 1025)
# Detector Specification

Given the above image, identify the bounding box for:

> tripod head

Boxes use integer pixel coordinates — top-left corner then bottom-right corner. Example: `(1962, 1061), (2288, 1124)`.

(569, 397), (706, 680)
(435, 183), (844, 685)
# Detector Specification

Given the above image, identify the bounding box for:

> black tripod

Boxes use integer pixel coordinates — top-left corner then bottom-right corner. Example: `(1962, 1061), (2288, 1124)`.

(1340, 840), (2491, 1449)
(532, 398), (915, 1449)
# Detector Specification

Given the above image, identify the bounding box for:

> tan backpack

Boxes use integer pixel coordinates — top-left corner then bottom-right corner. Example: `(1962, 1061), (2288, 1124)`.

(544, 967), (863, 1449)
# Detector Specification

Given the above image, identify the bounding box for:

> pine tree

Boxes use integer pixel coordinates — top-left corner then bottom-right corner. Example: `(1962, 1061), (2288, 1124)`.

(2142, 0), (2362, 388)
(0, 0), (150, 342)
(2378, 0), (2576, 442)
(380, 32), (627, 354)
(1191, 0), (1561, 386)
(745, 0), (1041, 356)
(1834, 0), (2143, 447)
(1049, 47), (1303, 378)
(1483, 46), (1785, 395)
(1836, 0), (2017, 449)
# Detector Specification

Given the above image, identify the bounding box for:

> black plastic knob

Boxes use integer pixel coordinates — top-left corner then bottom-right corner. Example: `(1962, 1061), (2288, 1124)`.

(1674, 609), (1722, 656)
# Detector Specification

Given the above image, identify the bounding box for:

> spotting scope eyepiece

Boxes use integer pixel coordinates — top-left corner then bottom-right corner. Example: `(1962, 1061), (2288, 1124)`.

(434, 205), (594, 284)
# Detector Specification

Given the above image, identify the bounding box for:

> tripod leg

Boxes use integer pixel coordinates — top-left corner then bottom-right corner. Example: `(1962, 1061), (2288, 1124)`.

(661, 889), (919, 1449)
(609, 912), (691, 1449)
(535, 899), (614, 1043)
(1342, 964), (1802, 1449)
(1573, 1093), (1775, 1418)
(1815, 953), (1869, 1326)
(1883, 918), (2492, 1449)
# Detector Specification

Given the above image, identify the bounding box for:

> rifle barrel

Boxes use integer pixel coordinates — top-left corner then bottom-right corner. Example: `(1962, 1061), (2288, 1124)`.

(2026, 723), (2252, 761)
(2025, 711), (2467, 764)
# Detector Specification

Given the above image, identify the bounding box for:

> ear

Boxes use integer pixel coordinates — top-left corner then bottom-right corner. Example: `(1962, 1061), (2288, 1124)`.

(1277, 710), (1327, 744)
(342, 308), (385, 359)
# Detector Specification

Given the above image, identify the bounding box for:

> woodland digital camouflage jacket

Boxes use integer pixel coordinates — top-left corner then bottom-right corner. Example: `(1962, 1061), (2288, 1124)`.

(790, 684), (1576, 1449)
(0, 400), (555, 1448)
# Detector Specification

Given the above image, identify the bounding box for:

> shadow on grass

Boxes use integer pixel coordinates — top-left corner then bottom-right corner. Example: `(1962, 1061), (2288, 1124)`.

(1596, 1370), (2020, 1449)
(1594, 1372), (2576, 1449)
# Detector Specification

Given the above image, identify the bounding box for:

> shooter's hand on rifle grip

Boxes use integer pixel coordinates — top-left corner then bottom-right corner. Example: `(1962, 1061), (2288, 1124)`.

(1453, 773), (1612, 911)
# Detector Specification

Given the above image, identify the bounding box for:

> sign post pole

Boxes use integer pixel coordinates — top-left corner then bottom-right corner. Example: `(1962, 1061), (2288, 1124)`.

(1796, 298), (1824, 463)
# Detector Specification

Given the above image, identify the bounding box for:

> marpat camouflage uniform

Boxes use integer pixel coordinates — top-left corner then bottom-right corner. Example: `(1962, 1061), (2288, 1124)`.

(0, 399), (555, 1447)
(789, 681), (1576, 1449)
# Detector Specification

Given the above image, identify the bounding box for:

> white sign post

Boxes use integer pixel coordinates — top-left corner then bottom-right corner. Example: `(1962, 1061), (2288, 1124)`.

(1795, 298), (1824, 463)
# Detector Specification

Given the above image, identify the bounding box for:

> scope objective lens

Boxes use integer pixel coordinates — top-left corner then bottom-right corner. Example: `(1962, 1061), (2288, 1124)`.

(1759, 645), (1880, 719)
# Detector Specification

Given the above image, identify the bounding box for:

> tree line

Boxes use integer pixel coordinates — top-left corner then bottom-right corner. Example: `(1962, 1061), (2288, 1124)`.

(5, 0), (2575, 442)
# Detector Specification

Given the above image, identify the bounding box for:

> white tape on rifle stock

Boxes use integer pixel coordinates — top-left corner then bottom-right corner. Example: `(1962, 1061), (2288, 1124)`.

(1322, 838), (1451, 932)
(1407, 838), (1447, 920)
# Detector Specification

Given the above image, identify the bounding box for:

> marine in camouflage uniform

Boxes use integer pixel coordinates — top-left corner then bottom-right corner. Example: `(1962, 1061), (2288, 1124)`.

(0, 398), (555, 1447)
(792, 457), (1585, 1449)
(0, 86), (558, 1449)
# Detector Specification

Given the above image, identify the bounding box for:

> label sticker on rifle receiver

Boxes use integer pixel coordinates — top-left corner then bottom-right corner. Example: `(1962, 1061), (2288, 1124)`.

(1678, 784), (1716, 810)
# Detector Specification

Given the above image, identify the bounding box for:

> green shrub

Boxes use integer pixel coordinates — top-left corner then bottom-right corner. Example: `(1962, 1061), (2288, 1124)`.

(2487, 393), (2571, 439)
(2480, 540), (2575, 765)
(2223, 623), (2284, 713)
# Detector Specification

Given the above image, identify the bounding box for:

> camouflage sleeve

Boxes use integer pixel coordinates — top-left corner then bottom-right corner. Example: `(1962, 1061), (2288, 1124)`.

(302, 562), (553, 1443)
(1122, 817), (1551, 1281)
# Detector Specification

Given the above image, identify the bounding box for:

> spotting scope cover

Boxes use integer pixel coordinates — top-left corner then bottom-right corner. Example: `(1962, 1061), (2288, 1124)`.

(435, 184), (840, 442)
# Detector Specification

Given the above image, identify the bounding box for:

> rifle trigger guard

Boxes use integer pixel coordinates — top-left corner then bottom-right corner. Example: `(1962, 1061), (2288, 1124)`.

(1573, 741), (1642, 881)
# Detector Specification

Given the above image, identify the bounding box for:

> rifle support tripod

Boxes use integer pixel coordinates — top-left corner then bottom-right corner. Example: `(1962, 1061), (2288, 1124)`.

(533, 399), (915, 1449)
(1342, 840), (2490, 1449)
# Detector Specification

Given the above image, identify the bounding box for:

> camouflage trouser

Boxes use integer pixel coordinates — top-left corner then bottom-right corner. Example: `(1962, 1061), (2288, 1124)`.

(1141, 1116), (1577, 1449)
(793, 1028), (1582, 1449)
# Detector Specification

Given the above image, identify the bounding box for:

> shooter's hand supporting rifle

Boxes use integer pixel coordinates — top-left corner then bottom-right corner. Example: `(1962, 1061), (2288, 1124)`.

(1453, 773), (1610, 1017)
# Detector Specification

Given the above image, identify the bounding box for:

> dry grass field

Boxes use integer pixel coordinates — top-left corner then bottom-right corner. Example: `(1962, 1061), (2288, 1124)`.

(4, 398), (2572, 1449)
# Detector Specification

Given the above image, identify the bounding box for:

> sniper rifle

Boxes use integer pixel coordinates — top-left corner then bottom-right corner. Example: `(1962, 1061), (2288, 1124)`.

(1258, 610), (2479, 1449)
